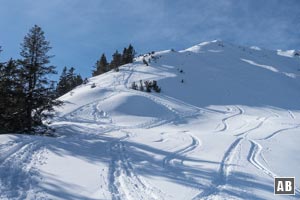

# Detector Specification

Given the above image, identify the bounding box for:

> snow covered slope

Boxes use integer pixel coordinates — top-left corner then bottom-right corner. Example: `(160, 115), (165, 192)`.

(1, 40), (300, 200)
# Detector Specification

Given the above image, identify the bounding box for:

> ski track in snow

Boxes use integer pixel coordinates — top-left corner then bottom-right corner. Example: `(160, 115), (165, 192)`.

(123, 65), (135, 88)
(217, 106), (244, 132)
(108, 135), (166, 200)
(217, 138), (243, 185)
(157, 93), (220, 114)
(0, 139), (46, 200)
(259, 125), (300, 140)
(161, 133), (210, 198)
(247, 140), (276, 178)
(192, 138), (243, 199)
(162, 133), (200, 169)
(0, 140), (32, 163)
(180, 134), (201, 165)
(288, 110), (296, 119)
(61, 92), (117, 123)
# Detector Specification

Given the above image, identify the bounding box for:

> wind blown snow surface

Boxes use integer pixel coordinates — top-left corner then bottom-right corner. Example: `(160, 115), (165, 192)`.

(1, 40), (300, 200)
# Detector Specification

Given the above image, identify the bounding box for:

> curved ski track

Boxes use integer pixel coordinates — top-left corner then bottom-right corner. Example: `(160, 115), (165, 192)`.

(247, 140), (276, 178)
(217, 106), (244, 132)
(260, 125), (300, 140)
(162, 133), (200, 169)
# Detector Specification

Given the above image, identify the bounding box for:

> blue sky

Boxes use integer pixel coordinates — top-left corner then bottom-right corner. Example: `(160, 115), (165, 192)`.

(0, 0), (299, 79)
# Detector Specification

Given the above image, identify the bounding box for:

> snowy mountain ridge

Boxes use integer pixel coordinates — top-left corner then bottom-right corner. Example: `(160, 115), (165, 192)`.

(1, 40), (300, 200)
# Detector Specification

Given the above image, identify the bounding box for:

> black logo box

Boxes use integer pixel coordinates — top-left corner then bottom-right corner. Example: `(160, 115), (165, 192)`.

(274, 177), (295, 195)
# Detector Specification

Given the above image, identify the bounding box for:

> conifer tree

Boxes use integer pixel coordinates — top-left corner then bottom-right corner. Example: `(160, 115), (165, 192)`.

(122, 44), (135, 64)
(93, 53), (109, 76)
(0, 59), (26, 132)
(66, 67), (76, 87)
(75, 74), (83, 86)
(100, 53), (109, 72)
(121, 47), (128, 65)
(19, 25), (61, 131)
(110, 50), (122, 71)
(66, 67), (83, 89)
(56, 66), (83, 97)
(126, 44), (135, 63)
(56, 66), (68, 96)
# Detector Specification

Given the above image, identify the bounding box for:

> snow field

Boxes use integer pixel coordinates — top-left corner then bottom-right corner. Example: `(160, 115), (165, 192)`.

(1, 40), (300, 199)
